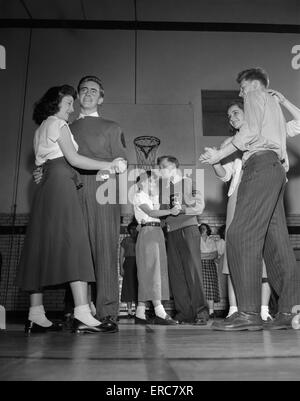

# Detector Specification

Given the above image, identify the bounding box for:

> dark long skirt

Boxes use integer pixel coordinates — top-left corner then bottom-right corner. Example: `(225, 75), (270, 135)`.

(16, 157), (95, 292)
(121, 256), (138, 302)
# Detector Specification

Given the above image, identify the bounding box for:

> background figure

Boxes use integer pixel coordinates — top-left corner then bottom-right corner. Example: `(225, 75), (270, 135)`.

(214, 225), (228, 313)
(199, 224), (220, 318)
(120, 221), (139, 318)
(133, 171), (179, 325)
(213, 101), (272, 322)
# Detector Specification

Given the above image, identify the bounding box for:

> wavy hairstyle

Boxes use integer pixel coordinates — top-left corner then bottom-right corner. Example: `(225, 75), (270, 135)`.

(227, 99), (244, 135)
(33, 85), (77, 125)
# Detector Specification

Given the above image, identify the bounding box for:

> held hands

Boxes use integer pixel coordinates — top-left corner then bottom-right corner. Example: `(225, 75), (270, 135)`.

(199, 147), (221, 165)
(170, 205), (181, 216)
(110, 158), (127, 174)
(268, 89), (286, 104)
(32, 166), (43, 184)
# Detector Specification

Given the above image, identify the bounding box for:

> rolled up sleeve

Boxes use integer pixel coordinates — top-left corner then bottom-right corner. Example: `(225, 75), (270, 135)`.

(232, 91), (265, 151)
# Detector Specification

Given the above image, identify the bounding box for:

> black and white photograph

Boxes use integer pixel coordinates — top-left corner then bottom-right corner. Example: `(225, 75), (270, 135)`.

(0, 0), (300, 386)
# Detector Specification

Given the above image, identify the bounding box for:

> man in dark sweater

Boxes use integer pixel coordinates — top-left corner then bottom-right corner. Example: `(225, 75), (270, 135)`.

(70, 76), (127, 330)
(158, 156), (208, 324)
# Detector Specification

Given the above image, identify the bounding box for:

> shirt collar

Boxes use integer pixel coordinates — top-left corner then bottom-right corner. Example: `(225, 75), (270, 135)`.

(78, 111), (100, 120)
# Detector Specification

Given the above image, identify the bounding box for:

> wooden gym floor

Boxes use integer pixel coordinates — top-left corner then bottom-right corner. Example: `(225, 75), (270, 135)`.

(1, 318), (300, 381)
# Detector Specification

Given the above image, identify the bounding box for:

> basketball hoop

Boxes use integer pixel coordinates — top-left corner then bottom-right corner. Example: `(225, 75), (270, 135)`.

(133, 136), (161, 171)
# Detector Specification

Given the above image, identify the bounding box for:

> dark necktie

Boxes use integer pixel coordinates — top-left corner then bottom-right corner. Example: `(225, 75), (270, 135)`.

(169, 177), (175, 208)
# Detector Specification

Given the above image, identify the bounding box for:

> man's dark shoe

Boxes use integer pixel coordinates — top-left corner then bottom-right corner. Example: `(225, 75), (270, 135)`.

(212, 312), (263, 331)
(193, 310), (209, 326)
(263, 312), (295, 330)
(100, 316), (119, 333)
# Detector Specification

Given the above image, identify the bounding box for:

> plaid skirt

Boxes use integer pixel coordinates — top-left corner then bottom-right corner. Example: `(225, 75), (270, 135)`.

(201, 259), (220, 302)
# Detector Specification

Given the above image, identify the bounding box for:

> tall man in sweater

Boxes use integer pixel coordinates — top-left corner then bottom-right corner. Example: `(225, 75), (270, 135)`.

(157, 156), (208, 324)
(71, 76), (127, 329)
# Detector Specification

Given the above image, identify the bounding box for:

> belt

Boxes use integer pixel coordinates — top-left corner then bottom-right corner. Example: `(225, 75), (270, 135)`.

(141, 222), (161, 227)
(243, 151), (285, 169)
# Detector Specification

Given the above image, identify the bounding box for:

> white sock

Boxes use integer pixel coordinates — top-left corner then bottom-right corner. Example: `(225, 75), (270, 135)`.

(209, 308), (214, 315)
(261, 305), (272, 321)
(74, 304), (101, 327)
(136, 305), (146, 320)
(227, 306), (238, 317)
(90, 302), (97, 317)
(29, 305), (52, 328)
(154, 304), (167, 319)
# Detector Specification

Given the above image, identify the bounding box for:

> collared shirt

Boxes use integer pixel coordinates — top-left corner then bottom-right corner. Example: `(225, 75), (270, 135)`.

(133, 190), (160, 224)
(232, 89), (289, 171)
(34, 116), (78, 166)
(78, 111), (99, 119)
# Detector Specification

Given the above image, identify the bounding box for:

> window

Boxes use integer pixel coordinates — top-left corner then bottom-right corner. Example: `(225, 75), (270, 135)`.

(202, 90), (239, 136)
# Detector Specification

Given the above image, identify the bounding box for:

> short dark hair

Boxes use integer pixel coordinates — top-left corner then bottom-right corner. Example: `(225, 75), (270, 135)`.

(33, 85), (77, 125)
(199, 223), (212, 236)
(77, 75), (104, 98)
(127, 221), (137, 233)
(236, 68), (269, 88)
(157, 155), (179, 168)
(136, 170), (153, 184)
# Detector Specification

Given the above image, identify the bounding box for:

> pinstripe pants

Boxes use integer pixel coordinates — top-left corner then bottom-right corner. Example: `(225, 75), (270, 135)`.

(78, 174), (120, 320)
(227, 151), (300, 312)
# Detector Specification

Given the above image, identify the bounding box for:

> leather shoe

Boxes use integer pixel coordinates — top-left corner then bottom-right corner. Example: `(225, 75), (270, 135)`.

(193, 310), (209, 326)
(153, 315), (178, 325)
(25, 320), (63, 334)
(72, 318), (103, 334)
(99, 316), (119, 333)
(263, 312), (295, 330)
(212, 312), (263, 331)
(134, 316), (149, 325)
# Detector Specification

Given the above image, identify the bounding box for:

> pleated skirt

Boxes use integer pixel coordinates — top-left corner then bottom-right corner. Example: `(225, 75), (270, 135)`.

(16, 157), (95, 292)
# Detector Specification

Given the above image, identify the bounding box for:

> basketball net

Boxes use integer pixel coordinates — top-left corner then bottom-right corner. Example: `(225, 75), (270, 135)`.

(133, 136), (161, 173)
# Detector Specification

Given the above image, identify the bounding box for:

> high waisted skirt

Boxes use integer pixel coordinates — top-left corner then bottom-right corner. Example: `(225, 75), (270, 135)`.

(201, 259), (220, 302)
(135, 226), (170, 302)
(16, 157), (95, 292)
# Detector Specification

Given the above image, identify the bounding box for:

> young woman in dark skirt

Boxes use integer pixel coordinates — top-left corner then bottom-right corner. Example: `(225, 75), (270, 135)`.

(120, 222), (139, 317)
(16, 85), (126, 334)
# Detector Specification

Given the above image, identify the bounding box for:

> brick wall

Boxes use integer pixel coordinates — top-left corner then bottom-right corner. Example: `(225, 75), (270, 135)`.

(1, 212), (300, 313)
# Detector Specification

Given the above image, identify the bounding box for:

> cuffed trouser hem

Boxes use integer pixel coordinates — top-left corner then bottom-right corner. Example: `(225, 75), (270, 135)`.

(239, 305), (260, 313)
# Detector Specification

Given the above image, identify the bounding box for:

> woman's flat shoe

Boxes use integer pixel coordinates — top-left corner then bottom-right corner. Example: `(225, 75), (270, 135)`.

(153, 315), (178, 325)
(134, 316), (148, 325)
(24, 320), (63, 334)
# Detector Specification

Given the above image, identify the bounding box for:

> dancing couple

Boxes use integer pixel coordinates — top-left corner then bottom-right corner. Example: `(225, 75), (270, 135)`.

(17, 76), (127, 334)
(200, 67), (300, 331)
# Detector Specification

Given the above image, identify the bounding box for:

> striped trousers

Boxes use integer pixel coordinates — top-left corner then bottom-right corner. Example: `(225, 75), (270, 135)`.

(78, 174), (120, 320)
(227, 151), (300, 312)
